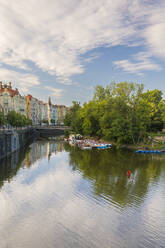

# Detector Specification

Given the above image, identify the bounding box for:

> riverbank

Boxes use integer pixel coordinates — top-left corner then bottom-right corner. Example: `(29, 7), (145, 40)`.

(0, 128), (39, 160)
(66, 133), (165, 151)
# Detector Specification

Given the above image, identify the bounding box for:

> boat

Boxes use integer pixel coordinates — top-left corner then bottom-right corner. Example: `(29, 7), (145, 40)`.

(92, 144), (107, 149)
(97, 145), (107, 149)
(136, 150), (162, 154)
(81, 146), (92, 150)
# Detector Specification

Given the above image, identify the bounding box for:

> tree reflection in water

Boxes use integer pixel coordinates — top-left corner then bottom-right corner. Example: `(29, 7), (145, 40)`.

(65, 143), (163, 208)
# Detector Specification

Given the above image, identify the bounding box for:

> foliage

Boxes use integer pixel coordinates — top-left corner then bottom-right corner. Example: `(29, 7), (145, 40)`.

(42, 119), (49, 125)
(7, 111), (32, 127)
(0, 111), (6, 125)
(65, 82), (165, 144)
(64, 101), (82, 133)
(51, 119), (55, 125)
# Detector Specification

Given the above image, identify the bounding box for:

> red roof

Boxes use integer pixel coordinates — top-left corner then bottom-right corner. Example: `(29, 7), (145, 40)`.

(0, 88), (19, 97)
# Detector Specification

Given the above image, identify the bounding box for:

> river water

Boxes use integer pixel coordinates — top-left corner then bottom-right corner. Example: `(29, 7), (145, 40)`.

(0, 140), (165, 248)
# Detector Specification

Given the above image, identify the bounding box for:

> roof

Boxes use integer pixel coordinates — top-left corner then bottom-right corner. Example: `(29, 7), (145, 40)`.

(0, 87), (19, 97)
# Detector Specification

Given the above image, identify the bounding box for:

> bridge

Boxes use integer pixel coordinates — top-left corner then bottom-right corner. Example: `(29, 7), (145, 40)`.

(35, 126), (70, 137)
(0, 126), (70, 137)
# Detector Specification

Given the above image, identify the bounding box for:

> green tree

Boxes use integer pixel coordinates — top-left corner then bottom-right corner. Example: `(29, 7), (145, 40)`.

(159, 100), (165, 128)
(65, 82), (165, 144)
(0, 111), (6, 125)
(140, 89), (163, 132)
(7, 111), (32, 127)
(64, 101), (81, 131)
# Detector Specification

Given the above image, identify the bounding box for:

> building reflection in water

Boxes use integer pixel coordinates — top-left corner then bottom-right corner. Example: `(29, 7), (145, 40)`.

(24, 141), (64, 168)
(0, 141), (65, 188)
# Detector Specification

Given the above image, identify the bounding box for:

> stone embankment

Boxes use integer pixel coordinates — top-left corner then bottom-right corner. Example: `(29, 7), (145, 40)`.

(0, 127), (39, 160)
(0, 126), (69, 160)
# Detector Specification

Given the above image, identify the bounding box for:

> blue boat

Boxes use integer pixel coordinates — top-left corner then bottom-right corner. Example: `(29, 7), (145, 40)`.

(96, 145), (107, 149)
(136, 150), (162, 154)
(92, 144), (110, 149)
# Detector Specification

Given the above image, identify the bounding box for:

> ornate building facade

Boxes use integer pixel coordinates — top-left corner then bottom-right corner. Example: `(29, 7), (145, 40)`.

(0, 82), (26, 116)
(0, 82), (68, 125)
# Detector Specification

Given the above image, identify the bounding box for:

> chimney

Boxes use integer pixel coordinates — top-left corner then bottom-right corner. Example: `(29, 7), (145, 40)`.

(7, 82), (12, 89)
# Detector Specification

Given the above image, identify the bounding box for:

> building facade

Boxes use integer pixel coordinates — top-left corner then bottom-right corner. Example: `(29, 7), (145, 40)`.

(57, 105), (68, 125)
(0, 82), (26, 116)
(47, 98), (59, 125)
(0, 82), (68, 125)
(26, 95), (41, 125)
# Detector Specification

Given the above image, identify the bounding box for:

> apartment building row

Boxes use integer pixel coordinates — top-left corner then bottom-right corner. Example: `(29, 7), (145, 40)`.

(0, 82), (68, 125)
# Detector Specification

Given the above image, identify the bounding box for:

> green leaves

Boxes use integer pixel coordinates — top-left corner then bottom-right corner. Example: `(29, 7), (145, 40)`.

(65, 82), (165, 144)
(7, 111), (32, 127)
(0, 111), (6, 125)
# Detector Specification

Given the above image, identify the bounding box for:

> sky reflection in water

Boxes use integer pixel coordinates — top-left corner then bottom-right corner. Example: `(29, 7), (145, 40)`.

(0, 141), (165, 248)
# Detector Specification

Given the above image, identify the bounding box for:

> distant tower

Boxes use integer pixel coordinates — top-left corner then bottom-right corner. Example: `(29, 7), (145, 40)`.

(47, 97), (52, 125)
(48, 97), (51, 105)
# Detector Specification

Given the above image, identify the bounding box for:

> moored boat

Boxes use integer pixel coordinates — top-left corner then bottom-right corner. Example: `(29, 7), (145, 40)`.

(81, 146), (92, 150)
(136, 150), (162, 154)
(92, 144), (111, 149)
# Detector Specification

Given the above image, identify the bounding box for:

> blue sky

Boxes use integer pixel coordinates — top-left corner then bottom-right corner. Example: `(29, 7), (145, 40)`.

(0, 0), (165, 106)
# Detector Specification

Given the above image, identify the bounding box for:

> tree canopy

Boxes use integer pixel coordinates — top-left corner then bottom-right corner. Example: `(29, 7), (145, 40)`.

(0, 111), (6, 126)
(7, 111), (32, 127)
(64, 82), (165, 144)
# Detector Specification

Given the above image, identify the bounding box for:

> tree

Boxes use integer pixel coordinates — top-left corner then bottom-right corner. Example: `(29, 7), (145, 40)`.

(140, 89), (163, 132)
(7, 111), (32, 127)
(42, 119), (49, 125)
(93, 85), (106, 101)
(51, 119), (55, 125)
(0, 111), (6, 126)
(64, 82), (165, 144)
(159, 100), (165, 128)
(64, 101), (81, 129)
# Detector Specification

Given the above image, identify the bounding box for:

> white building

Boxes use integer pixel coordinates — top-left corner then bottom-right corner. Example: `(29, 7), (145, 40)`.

(0, 82), (26, 116)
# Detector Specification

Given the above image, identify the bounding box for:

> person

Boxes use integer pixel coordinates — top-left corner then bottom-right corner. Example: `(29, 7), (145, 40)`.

(127, 170), (131, 177)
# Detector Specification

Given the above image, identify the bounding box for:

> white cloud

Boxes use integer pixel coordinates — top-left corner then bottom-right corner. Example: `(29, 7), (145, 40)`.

(144, 23), (165, 58)
(45, 86), (64, 98)
(0, 0), (164, 84)
(0, 68), (40, 93)
(113, 52), (162, 75)
(0, 0), (144, 83)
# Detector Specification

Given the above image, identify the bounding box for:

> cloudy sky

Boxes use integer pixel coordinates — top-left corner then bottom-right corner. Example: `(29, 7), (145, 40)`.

(0, 0), (165, 106)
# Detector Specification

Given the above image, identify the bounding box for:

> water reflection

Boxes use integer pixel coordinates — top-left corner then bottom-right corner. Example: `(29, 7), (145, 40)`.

(0, 141), (165, 248)
(66, 144), (163, 208)
(0, 141), (64, 189)
(24, 141), (64, 167)
(0, 147), (29, 188)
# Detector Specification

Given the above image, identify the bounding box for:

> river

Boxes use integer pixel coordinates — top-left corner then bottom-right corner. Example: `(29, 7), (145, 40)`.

(0, 140), (165, 248)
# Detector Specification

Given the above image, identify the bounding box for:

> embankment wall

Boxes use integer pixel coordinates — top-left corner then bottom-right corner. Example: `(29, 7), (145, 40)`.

(0, 128), (38, 160)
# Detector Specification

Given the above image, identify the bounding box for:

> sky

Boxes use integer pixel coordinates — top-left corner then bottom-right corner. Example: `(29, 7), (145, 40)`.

(0, 0), (165, 106)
